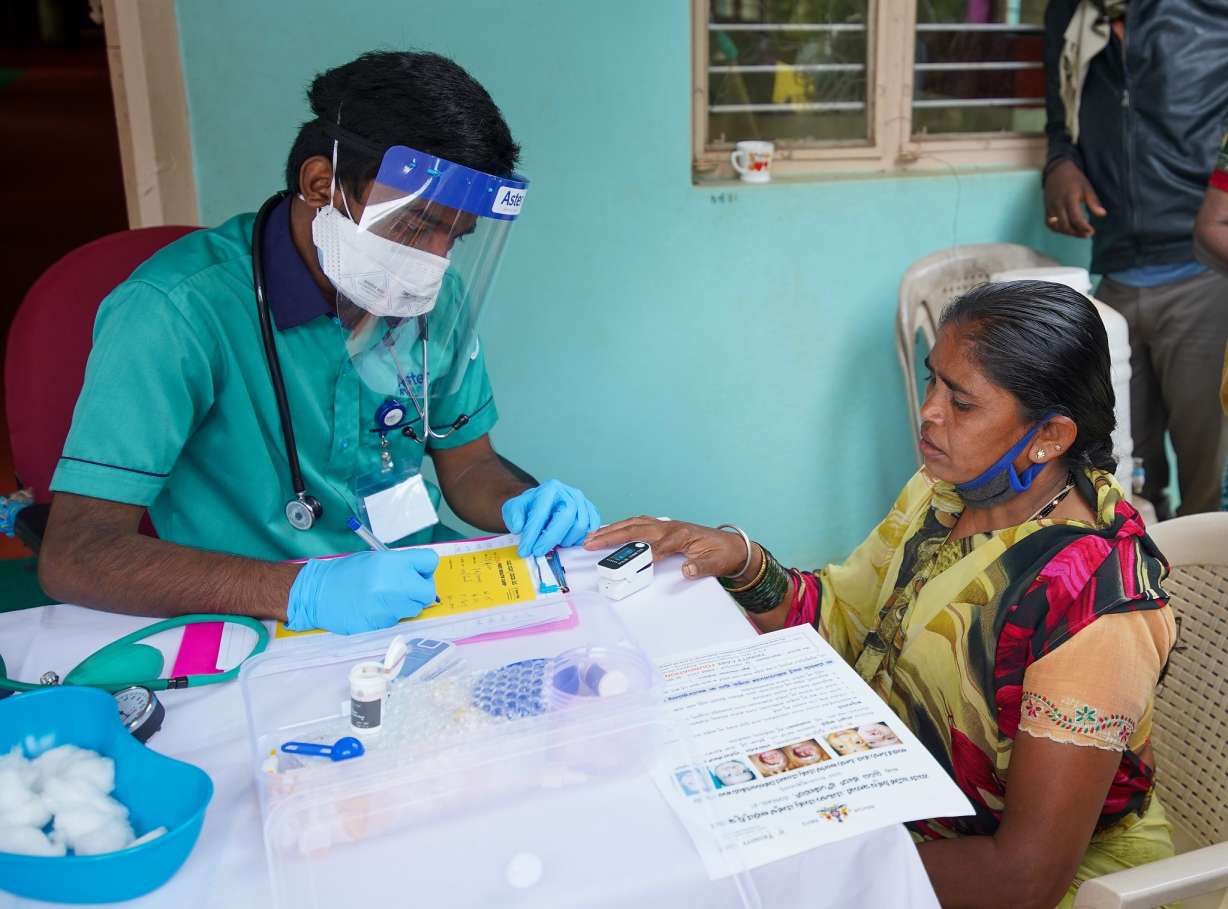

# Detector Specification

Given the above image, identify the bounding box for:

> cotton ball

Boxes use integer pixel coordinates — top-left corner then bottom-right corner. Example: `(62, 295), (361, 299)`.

(32, 744), (86, 783)
(0, 770), (49, 829)
(0, 768), (33, 803)
(56, 752), (115, 795)
(70, 817), (135, 856)
(0, 746), (37, 788)
(52, 804), (110, 841)
(0, 825), (67, 857)
(35, 746), (114, 795)
(95, 792), (129, 820)
(0, 791), (51, 829)
(41, 777), (127, 818)
(41, 777), (98, 814)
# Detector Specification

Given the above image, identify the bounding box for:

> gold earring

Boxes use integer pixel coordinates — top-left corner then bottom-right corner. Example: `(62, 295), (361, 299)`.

(1036, 448), (1046, 460)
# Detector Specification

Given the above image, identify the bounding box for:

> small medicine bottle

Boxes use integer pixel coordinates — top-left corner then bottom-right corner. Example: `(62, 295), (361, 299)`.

(349, 661), (389, 735)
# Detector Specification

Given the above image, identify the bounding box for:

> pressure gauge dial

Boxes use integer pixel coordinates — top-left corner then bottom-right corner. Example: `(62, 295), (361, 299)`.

(114, 686), (165, 743)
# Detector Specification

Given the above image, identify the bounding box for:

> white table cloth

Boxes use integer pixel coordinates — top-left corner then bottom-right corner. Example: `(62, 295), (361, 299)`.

(0, 549), (939, 909)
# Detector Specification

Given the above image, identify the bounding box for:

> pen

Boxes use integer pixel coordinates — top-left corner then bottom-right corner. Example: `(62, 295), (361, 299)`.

(346, 516), (442, 604)
(346, 516), (389, 552)
(546, 549), (569, 593)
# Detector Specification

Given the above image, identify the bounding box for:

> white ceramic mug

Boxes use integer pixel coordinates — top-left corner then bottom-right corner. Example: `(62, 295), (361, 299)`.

(730, 140), (774, 183)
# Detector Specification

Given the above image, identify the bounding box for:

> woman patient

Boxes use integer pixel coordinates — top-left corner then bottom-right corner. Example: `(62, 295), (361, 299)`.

(586, 282), (1176, 909)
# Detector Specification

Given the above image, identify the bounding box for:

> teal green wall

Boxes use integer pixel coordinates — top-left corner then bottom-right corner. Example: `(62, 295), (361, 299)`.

(174, 0), (1088, 567)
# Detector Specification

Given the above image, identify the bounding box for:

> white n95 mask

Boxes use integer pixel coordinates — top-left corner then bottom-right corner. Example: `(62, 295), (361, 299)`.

(312, 204), (449, 318)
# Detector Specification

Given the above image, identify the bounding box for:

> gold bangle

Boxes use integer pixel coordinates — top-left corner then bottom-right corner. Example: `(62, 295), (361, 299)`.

(723, 545), (767, 593)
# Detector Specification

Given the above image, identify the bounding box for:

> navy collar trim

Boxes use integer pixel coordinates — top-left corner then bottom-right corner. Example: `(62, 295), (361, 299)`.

(261, 195), (333, 330)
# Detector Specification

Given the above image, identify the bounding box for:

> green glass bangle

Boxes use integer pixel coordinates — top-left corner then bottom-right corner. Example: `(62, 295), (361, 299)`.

(728, 548), (790, 614)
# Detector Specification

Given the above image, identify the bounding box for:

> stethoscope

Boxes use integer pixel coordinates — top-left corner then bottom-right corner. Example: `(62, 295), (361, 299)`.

(0, 615), (270, 695)
(251, 192), (488, 532)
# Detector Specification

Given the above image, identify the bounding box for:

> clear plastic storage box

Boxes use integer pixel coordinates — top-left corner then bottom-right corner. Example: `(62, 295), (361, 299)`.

(240, 595), (759, 908)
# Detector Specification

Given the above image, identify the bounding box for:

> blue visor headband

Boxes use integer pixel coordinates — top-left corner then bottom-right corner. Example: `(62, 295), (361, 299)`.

(318, 119), (528, 222)
(954, 414), (1055, 505)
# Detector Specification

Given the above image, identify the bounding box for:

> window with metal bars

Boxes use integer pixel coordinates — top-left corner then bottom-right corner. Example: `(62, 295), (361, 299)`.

(693, 0), (1047, 180)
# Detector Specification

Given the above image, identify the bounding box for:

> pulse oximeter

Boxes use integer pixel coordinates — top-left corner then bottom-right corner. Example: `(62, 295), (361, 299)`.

(596, 541), (654, 601)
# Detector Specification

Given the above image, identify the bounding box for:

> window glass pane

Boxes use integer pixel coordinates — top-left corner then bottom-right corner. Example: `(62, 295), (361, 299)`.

(912, 0), (1045, 136)
(707, 0), (871, 147)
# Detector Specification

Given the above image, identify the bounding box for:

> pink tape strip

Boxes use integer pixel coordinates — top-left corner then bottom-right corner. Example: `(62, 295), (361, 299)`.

(170, 621), (224, 676)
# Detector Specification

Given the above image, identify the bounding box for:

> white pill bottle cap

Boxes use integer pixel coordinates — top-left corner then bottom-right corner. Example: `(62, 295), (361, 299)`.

(349, 661), (389, 701)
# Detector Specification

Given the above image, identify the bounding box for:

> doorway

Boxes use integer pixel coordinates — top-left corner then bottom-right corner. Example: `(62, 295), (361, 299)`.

(0, 0), (127, 581)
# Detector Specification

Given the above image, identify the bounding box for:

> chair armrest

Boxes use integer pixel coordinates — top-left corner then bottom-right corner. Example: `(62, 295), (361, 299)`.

(1073, 843), (1228, 909)
(13, 502), (48, 554)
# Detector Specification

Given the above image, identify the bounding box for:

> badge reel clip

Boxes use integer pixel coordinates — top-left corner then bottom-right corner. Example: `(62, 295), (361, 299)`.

(350, 397), (439, 546)
(596, 541), (654, 601)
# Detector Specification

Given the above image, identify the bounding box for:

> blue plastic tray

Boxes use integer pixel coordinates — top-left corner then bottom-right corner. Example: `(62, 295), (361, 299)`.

(0, 687), (212, 903)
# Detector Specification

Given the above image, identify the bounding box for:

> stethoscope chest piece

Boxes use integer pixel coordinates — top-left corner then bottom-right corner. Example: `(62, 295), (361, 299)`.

(285, 494), (323, 531)
(114, 686), (165, 743)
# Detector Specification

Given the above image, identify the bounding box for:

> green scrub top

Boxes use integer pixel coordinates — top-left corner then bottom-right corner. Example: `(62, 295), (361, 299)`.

(50, 204), (498, 560)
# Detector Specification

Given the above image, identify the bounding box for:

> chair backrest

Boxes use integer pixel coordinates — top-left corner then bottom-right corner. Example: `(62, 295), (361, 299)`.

(896, 243), (1060, 461)
(4, 226), (198, 502)
(1146, 512), (1228, 850)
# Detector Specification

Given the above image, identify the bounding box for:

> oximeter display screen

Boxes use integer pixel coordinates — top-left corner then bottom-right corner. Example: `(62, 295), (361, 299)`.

(598, 541), (647, 569)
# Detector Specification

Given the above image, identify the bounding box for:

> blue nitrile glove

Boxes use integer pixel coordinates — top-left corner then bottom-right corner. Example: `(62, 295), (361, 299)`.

(502, 480), (602, 558)
(286, 549), (440, 635)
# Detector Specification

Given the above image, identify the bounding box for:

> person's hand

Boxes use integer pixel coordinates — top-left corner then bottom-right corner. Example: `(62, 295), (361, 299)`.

(286, 548), (440, 635)
(502, 480), (601, 557)
(584, 517), (752, 580)
(1044, 160), (1107, 238)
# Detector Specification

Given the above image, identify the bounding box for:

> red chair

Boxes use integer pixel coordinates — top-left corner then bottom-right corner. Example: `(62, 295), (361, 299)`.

(4, 226), (198, 550)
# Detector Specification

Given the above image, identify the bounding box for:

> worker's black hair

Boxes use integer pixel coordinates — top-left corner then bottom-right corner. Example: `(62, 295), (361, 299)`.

(939, 281), (1117, 472)
(284, 51), (520, 196)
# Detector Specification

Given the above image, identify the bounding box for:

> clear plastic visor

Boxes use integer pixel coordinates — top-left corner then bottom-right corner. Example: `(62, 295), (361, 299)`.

(331, 144), (528, 400)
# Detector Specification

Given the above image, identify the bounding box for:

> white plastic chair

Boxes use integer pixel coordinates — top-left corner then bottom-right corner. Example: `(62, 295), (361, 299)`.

(896, 244), (1059, 462)
(1073, 512), (1228, 909)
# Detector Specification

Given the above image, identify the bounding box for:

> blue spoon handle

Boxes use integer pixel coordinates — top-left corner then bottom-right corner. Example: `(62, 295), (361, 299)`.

(280, 738), (365, 761)
(281, 741), (333, 757)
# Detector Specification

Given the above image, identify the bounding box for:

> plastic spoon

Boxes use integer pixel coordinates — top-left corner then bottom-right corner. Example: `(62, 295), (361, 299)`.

(280, 736), (365, 761)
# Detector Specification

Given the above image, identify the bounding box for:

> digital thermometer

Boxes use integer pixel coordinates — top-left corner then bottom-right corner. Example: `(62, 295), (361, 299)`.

(596, 541), (654, 601)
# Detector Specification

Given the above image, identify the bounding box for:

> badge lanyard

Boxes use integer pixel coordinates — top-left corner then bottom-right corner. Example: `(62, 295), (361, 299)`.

(350, 394), (439, 544)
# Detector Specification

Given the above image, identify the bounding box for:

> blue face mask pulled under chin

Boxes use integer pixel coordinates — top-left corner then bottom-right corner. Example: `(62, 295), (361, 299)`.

(954, 415), (1053, 507)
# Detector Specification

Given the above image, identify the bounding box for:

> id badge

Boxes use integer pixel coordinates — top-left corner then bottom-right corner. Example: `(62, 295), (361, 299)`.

(351, 466), (439, 544)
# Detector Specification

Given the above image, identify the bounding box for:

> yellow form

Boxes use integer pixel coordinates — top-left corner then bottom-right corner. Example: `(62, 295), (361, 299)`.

(275, 544), (538, 640)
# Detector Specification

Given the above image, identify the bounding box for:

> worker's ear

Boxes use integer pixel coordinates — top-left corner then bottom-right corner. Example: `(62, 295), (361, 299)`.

(297, 155), (334, 208)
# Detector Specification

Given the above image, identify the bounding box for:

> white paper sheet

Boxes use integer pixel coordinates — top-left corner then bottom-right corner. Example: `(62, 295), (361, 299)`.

(653, 624), (973, 877)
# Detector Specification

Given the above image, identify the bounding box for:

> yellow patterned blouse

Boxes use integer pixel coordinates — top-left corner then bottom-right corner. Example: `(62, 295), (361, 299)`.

(782, 467), (1174, 837)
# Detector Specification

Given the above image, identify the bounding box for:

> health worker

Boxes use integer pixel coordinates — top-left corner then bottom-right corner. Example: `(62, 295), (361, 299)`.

(38, 51), (600, 635)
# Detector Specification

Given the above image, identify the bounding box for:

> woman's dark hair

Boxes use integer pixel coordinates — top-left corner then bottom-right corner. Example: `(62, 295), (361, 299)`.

(938, 280), (1117, 472)
(285, 51), (521, 195)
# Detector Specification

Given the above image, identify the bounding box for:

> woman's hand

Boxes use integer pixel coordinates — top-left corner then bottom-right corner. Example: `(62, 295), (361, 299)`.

(583, 517), (752, 580)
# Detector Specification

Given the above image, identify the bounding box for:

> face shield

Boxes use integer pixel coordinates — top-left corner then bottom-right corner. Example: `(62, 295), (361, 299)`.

(313, 140), (527, 406)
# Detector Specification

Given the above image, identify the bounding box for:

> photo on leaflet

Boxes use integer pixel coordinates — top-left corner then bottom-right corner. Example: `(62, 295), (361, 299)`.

(709, 759), (756, 789)
(825, 721), (903, 756)
(673, 765), (715, 797)
(748, 738), (831, 777)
